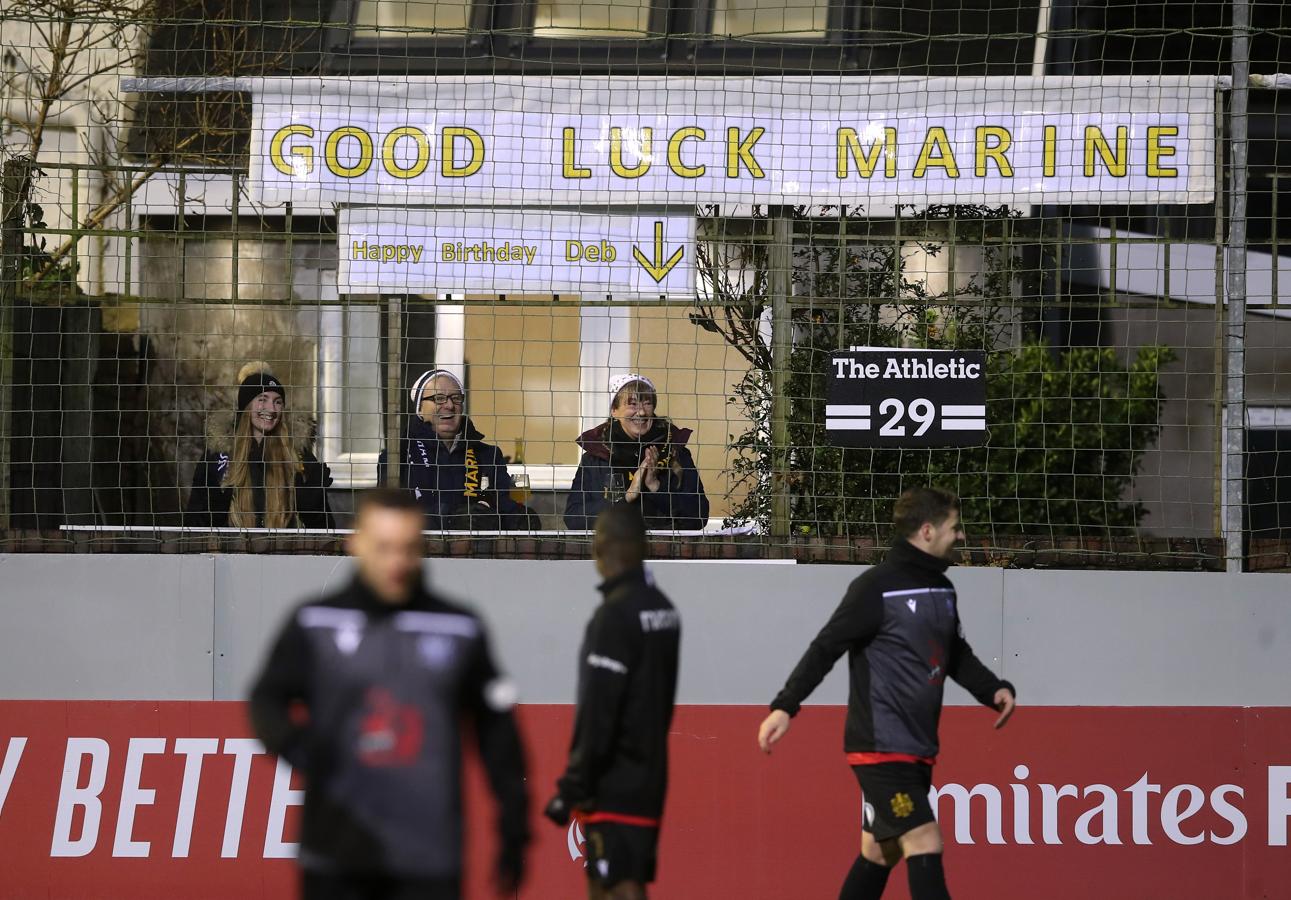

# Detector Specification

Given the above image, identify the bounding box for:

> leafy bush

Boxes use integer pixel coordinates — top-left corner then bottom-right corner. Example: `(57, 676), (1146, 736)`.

(695, 206), (1173, 539)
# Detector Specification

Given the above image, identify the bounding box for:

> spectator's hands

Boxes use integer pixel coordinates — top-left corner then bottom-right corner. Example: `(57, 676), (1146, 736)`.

(625, 446), (661, 502)
(543, 794), (570, 827)
(641, 445), (662, 492)
(495, 843), (525, 896)
(757, 710), (791, 754)
(992, 688), (1016, 730)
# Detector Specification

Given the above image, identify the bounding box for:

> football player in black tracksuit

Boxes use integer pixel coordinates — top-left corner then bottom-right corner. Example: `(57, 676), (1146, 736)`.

(543, 504), (681, 900)
(249, 489), (529, 900)
(758, 487), (1017, 900)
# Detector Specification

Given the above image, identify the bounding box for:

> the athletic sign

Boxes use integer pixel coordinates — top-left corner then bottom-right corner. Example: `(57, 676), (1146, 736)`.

(240, 76), (1217, 208)
(827, 348), (988, 447)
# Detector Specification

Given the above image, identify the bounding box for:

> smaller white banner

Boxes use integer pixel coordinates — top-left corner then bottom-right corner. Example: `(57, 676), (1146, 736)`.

(339, 208), (695, 298)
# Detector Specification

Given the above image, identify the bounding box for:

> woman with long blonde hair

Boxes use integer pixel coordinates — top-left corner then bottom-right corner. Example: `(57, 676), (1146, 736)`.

(185, 362), (333, 528)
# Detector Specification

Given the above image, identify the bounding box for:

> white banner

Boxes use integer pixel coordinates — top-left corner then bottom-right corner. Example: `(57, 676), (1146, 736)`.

(247, 76), (1216, 208)
(339, 208), (695, 297)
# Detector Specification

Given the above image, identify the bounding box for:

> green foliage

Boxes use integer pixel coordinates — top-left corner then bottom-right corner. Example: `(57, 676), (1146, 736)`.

(7, 160), (81, 290)
(697, 206), (1174, 539)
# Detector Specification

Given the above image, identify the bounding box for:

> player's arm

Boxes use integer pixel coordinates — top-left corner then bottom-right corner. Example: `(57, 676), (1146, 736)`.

(547, 605), (637, 822)
(247, 610), (313, 768)
(464, 624), (530, 894)
(759, 578), (882, 752)
(947, 618), (1017, 729)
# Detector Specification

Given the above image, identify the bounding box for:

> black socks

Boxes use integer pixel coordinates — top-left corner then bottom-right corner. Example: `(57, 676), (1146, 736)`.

(906, 853), (951, 900)
(838, 855), (891, 900)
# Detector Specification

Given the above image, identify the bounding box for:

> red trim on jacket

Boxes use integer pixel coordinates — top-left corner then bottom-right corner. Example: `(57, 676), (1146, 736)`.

(578, 811), (662, 828)
(847, 751), (937, 767)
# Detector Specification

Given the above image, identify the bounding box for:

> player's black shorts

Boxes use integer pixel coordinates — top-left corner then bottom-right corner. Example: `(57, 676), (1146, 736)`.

(583, 819), (660, 886)
(852, 762), (936, 843)
(301, 871), (461, 900)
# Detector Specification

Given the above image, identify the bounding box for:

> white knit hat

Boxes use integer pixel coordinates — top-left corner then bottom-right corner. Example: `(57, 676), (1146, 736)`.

(410, 369), (465, 409)
(609, 373), (656, 406)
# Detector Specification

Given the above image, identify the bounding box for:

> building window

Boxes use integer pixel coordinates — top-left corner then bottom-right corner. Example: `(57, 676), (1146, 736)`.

(533, 0), (654, 39)
(711, 0), (829, 40)
(354, 0), (474, 36)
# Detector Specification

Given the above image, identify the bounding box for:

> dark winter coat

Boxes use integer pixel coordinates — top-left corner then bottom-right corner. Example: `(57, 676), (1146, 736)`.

(770, 539), (1015, 761)
(377, 417), (541, 531)
(184, 411), (333, 529)
(556, 567), (680, 822)
(563, 419), (709, 531)
(248, 576), (529, 879)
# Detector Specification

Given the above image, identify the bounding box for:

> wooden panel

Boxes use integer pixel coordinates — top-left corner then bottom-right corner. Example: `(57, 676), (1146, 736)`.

(462, 305), (582, 466)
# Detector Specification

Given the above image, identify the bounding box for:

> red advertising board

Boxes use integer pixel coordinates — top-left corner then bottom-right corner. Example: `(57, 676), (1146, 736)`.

(0, 702), (1288, 899)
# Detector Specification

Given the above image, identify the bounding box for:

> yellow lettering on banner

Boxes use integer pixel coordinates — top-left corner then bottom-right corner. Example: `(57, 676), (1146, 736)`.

(1043, 125), (1057, 178)
(270, 125), (315, 176)
(836, 127), (897, 179)
(442, 127), (485, 178)
(563, 127), (591, 179)
(381, 126), (430, 179)
(610, 127), (653, 179)
(913, 127), (959, 179)
(667, 127), (706, 178)
(974, 126), (1013, 177)
(1147, 125), (1179, 177)
(726, 127), (766, 179)
(1084, 125), (1128, 177)
(324, 126), (373, 178)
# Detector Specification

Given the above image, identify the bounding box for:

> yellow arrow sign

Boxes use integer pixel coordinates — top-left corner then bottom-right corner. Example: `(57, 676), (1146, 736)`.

(632, 221), (685, 283)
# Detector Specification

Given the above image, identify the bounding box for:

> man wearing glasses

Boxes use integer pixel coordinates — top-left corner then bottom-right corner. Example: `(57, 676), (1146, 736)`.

(379, 369), (541, 530)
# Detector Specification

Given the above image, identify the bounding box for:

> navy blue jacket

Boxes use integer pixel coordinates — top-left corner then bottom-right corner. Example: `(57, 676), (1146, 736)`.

(378, 417), (540, 531)
(563, 421), (709, 531)
(771, 540), (1015, 760)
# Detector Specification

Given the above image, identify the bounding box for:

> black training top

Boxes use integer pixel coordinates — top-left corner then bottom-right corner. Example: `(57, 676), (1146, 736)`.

(770, 539), (1014, 760)
(248, 576), (529, 878)
(557, 567), (681, 822)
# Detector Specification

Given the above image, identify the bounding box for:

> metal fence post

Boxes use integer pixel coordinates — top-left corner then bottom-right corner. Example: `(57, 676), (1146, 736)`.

(384, 295), (403, 488)
(0, 158), (31, 532)
(768, 208), (793, 546)
(1224, 0), (1250, 573)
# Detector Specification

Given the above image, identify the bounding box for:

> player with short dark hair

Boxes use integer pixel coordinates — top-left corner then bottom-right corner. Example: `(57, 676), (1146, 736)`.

(757, 486), (1017, 900)
(249, 487), (529, 900)
(544, 504), (681, 900)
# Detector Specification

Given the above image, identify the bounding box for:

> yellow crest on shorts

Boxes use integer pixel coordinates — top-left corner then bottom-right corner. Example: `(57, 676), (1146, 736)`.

(890, 792), (915, 819)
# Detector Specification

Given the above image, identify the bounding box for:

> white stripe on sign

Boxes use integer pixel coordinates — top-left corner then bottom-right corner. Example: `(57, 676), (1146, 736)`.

(941, 405), (987, 417)
(825, 405), (872, 416)
(941, 419), (987, 431)
(825, 419), (872, 431)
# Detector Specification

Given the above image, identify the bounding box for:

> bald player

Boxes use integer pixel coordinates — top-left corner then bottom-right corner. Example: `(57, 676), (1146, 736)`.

(544, 504), (682, 900)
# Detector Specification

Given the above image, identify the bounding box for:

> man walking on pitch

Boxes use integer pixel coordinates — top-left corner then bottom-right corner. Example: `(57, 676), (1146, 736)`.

(544, 504), (681, 900)
(757, 487), (1016, 900)
(249, 488), (529, 900)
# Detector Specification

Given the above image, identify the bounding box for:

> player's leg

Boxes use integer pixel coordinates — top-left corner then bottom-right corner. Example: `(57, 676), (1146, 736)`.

(841, 767), (904, 899)
(898, 821), (950, 900)
(838, 829), (900, 900)
(605, 881), (648, 900)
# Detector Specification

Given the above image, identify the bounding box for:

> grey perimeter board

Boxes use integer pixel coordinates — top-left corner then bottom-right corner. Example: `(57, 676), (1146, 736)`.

(0, 554), (1288, 707)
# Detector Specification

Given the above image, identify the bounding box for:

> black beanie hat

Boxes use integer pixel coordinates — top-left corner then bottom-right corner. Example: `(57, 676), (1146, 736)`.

(236, 361), (286, 412)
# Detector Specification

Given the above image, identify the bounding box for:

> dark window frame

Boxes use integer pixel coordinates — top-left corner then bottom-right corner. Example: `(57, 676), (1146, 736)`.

(323, 0), (862, 76)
